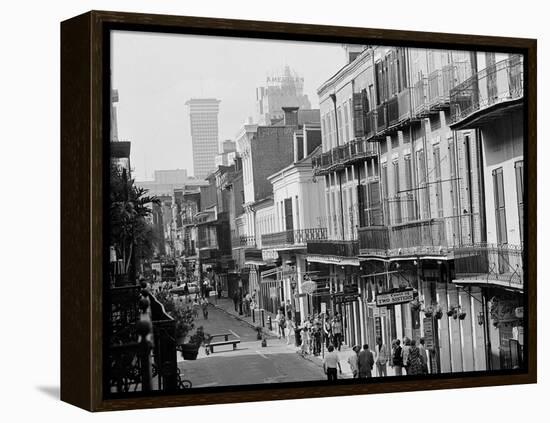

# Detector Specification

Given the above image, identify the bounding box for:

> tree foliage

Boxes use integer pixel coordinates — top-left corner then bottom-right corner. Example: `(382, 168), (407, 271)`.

(110, 165), (160, 277)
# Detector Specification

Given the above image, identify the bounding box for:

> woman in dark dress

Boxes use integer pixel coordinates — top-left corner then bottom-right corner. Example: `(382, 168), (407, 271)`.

(406, 339), (424, 375)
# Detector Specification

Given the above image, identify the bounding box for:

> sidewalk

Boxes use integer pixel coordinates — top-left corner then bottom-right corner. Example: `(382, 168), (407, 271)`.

(211, 297), (280, 337)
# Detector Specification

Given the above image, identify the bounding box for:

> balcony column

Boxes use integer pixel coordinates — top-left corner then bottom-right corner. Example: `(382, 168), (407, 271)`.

(293, 136), (299, 163)
(302, 132), (308, 159)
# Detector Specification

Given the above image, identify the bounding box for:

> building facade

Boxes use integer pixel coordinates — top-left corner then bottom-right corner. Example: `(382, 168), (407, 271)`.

(449, 52), (525, 370)
(186, 98), (221, 179)
(307, 46), (523, 374)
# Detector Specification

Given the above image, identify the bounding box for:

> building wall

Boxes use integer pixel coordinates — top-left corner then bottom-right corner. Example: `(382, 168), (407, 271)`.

(255, 201), (276, 249)
(271, 164), (327, 232)
(481, 109), (524, 246)
(251, 126), (296, 202)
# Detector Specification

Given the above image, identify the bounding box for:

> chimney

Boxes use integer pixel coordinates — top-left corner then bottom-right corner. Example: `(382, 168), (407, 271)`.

(282, 106), (299, 127)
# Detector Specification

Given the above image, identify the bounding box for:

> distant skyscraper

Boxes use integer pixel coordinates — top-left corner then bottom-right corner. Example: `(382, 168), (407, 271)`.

(185, 98), (221, 179)
(256, 66), (311, 125)
(111, 88), (119, 142)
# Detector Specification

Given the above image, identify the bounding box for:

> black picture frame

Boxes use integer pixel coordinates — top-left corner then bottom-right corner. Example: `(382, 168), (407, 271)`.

(61, 10), (537, 411)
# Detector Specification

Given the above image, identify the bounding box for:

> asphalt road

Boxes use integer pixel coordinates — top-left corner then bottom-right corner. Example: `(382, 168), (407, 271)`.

(178, 305), (326, 388)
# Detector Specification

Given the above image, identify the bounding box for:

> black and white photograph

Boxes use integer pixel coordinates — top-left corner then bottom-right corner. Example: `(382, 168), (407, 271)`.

(107, 30), (526, 395)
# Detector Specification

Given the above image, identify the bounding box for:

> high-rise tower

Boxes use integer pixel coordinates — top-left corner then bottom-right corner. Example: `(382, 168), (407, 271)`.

(185, 98), (221, 179)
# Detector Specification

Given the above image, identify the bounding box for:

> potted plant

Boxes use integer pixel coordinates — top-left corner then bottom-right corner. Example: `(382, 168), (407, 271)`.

(423, 304), (435, 318)
(410, 298), (422, 312)
(447, 306), (455, 317)
(459, 311), (467, 320)
(434, 306), (443, 320)
(180, 326), (210, 360)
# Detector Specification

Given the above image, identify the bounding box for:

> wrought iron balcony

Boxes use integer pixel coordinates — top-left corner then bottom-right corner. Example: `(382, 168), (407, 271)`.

(427, 66), (454, 110)
(412, 77), (429, 117)
(453, 243), (523, 291)
(262, 228), (327, 249)
(386, 96), (399, 127)
(358, 218), (454, 257)
(231, 235), (257, 248)
(365, 110), (377, 139)
(312, 139), (378, 176)
(375, 103), (387, 134)
(450, 55), (523, 127)
(307, 239), (359, 257)
(397, 87), (413, 123)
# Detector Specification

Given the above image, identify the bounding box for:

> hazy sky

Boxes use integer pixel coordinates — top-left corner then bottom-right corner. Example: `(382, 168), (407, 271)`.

(111, 31), (344, 181)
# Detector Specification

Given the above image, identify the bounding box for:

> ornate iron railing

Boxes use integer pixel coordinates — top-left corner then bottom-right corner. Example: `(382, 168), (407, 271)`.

(412, 77), (429, 117)
(365, 110), (377, 139)
(312, 138), (378, 175)
(453, 243), (523, 289)
(386, 95), (399, 127)
(261, 228), (328, 248)
(375, 103), (387, 134)
(450, 55), (523, 125)
(231, 235), (257, 247)
(358, 217), (458, 256)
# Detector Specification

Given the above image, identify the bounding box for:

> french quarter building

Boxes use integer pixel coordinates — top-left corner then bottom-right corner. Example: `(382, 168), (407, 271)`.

(310, 46), (524, 372)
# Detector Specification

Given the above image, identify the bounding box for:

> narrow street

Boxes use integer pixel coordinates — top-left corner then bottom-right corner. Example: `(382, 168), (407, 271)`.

(178, 305), (326, 388)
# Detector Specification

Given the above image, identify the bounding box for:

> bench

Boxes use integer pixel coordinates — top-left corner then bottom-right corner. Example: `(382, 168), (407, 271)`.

(208, 333), (232, 342)
(206, 339), (241, 354)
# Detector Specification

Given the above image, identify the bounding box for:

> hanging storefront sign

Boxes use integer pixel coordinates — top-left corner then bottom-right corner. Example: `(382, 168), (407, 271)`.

(321, 302), (327, 314)
(376, 288), (416, 306)
(423, 317), (435, 349)
(333, 292), (360, 304)
(269, 286), (278, 298)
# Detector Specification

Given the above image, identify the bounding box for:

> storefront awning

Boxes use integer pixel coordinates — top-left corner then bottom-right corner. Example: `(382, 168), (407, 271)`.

(306, 254), (360, 267)
(452, 277), (523, 292)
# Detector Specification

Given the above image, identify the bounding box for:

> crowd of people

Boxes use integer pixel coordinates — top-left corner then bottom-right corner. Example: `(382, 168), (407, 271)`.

(328, 336), (430, 381)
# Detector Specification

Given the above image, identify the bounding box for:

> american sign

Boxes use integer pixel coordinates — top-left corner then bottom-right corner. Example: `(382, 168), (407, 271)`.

(375, 289), (416, 306)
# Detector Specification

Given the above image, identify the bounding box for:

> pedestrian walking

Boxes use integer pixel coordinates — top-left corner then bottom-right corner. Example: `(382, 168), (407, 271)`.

(323, 345), (342, 381)
(402, 337), (412, 375)
(358, 344), (374, 378)
(392, 339), (404, 376)
(347, 345), (360, 378)
(374, 336), (390, 377)
(192, 298), (200, 318)
(418, 338), (429, 374)
(405, 340), (424, 375)
(200, 297), (209, 319)
(276, 310), (286, 339)
(232, 289), (240, 312)
(285, 318), (294, 345)
(331, 313), (343, 351)
(300, 323), (310, 356)
(323, 317), (332, 348)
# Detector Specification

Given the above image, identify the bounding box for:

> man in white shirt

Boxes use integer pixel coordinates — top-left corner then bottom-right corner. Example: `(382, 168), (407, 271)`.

(374, 336), (389, 377)
(323, 345), (342, 381)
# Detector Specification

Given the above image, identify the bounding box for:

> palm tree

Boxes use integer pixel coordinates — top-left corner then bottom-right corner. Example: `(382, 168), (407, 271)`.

(110, 166), (159, 282)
